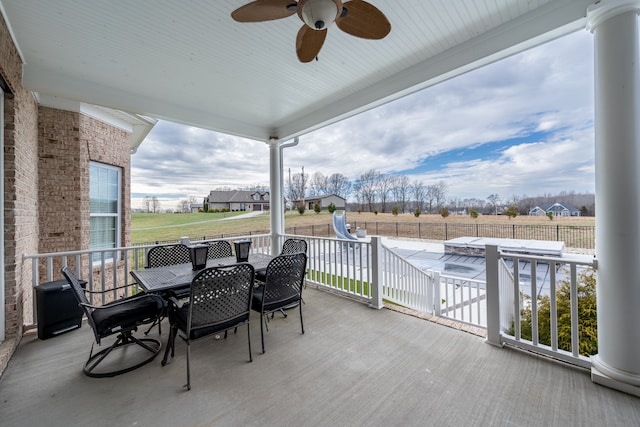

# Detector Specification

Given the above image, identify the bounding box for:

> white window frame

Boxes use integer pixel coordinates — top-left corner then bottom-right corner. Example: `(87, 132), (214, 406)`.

(90, 161), (122, 264)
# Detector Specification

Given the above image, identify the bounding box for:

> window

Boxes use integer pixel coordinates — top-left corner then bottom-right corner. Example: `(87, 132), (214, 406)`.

(90, 162), (121, 263)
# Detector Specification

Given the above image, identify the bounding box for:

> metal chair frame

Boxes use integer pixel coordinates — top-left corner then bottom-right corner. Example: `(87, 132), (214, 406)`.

(61, 266), (165, 378)
(252, 252), (306, 353)
(161, 263), (255, 390)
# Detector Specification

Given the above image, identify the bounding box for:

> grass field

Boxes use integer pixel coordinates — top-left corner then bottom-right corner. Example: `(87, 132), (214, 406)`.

(130, 211), (595, 245)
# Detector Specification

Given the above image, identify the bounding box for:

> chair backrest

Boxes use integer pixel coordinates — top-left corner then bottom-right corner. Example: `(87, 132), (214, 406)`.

(188, 263), (255, 333)
(207, 240), (233, 259)
(61, 266), (99, 340)
(263, 252), (307, 307)
(147, 244), (190, 268)
(281, 238), (307, 255)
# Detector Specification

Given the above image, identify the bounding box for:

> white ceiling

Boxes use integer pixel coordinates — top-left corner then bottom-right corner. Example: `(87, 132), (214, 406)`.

(0, 0), (593, 143)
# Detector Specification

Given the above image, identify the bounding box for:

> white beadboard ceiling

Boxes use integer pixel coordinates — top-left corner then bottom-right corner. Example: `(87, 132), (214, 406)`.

(0, 0), (593, 142)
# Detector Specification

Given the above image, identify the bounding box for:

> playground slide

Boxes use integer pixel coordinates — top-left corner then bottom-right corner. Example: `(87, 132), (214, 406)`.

(332, 211), (359, 242)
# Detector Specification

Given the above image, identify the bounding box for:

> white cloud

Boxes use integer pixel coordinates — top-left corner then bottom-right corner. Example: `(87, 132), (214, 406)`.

(131, 29), (596, 208)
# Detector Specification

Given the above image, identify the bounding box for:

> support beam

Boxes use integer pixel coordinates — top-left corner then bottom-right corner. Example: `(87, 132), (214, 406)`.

(268, 137), (299, 255)
(588, 0), (640, 396)
(268, 139), (283, 255)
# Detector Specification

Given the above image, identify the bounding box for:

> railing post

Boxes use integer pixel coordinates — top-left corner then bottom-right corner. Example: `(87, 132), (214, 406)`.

(485, 244), (503, 347)
(369, 236), (383, 310)
(431, 270), (440, 316)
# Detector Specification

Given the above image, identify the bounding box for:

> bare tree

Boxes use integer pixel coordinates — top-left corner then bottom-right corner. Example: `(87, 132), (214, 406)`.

(377, 174), (394, 213)
(390, 175), (410, 213)
(412, 180), (425, 213)
(309, 171), (329, 196)
(327, 173), (352, 199)
(176, 199), (190, 213)
(487, 194), (501, 215)
(432, 180), (448, 211)
(288, 167), (308, 204)
(151, 196), (161, 213)
(143, 196), (152, 213)
(356, 169), (380, 212)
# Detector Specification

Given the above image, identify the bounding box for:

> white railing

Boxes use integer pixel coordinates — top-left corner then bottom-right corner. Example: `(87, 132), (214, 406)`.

(288, 234), (373, 302)
(23, 234), (271, 324)
(26, 234), (598, 369)
(485, 245), (596, 369)
(434, 272), (487, 327)
(296, 234), (486, 327)
(379, 243), (433, 313)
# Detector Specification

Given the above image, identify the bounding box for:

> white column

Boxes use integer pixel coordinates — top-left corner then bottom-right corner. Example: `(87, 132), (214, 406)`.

(268, 139), (283, 255)
(588, 0), (640, 396)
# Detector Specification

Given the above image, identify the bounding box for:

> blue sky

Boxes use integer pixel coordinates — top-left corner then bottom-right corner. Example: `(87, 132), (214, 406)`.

(131, 29), (595, 210)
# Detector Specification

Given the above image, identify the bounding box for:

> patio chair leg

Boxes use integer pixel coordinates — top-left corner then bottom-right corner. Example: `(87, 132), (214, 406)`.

(247, 324), (253, 362)
(185, 341), (191, 391)
(260, 313), (266, 353)
(300, 302), (304, 334)
(161, 325), (177, 366)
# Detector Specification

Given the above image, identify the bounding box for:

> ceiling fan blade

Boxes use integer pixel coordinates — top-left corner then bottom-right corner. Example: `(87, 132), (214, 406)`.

(296, 25), (327, 62)
(336, 0), (391, 39)
(231, 0), (297, 22)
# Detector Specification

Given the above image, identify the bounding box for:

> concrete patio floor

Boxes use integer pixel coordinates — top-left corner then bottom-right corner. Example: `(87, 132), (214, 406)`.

(1, 286), (639, 426)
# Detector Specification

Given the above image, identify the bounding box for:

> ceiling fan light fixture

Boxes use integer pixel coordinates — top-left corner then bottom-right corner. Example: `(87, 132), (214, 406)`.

(301, 0), (339, 30)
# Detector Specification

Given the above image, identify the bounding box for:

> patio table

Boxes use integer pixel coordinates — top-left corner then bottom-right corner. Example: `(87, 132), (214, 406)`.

(130, 253), (274, 293)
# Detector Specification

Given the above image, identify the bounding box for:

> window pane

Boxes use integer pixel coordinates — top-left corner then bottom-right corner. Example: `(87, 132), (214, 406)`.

(90, 216), (116, 262)
(90, 162), (121, 263)
(90, 164), (119, 214)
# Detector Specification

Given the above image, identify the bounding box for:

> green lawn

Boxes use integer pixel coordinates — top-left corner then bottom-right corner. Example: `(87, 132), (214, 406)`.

(131, 212), (244, 228)
(130, 210), (338, 244)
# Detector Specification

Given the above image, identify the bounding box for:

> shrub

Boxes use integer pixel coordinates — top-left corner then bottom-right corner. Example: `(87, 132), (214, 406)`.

(505, 205), (518, 219)
(392, 205), (399, 216)
(469, 208), (478, 219)
(547, 212), (554, 221)
(440, 207), (449, 218)
(513, 267), (597, 356)
(327, 202), (336, 213)
(297, 203), (306, 215)
(313, 202), (321, 214)
(414, 208), (421, 217)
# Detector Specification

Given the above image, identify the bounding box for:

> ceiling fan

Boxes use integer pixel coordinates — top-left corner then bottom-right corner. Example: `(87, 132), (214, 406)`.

(231, 0), (391, 62)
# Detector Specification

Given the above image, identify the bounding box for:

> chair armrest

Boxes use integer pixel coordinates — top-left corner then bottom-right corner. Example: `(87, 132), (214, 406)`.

(83, 283), (143, 295)
(81, 293), (164, 310)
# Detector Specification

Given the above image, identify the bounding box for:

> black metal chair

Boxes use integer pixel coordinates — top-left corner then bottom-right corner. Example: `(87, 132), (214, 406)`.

(147, 243), (191, 267)
(144, 243), (192, 333)
(252, 252), (307, 353)
(61, 266), (166, 378)
(207, 240), (233, 259)
(281, 238), (308, 255)
(255, 238), (307, 283)
(161, 263), (255, 391)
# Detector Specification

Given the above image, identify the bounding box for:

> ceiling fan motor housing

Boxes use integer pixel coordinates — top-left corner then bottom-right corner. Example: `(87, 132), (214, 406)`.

(299, 0), (341, 30)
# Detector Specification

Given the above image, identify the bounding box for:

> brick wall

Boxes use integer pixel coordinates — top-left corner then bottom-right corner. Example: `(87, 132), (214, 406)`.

(0, 10), (40, 374)
(0, 13), (133, 377)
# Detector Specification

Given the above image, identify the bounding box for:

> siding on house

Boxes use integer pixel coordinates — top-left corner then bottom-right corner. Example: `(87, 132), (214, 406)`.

(528, 202), (580, 217)
(204, 190), (270, 211)
(297, 194), (346, 211)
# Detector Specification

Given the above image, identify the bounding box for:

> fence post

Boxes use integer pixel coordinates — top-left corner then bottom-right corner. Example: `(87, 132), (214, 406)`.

(418, 222), (421, 239)
(369, 236), (383, 310)
(432, 270), (440, 316)
(485, 244), (503, 347)
(396, 222), (398, 237)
